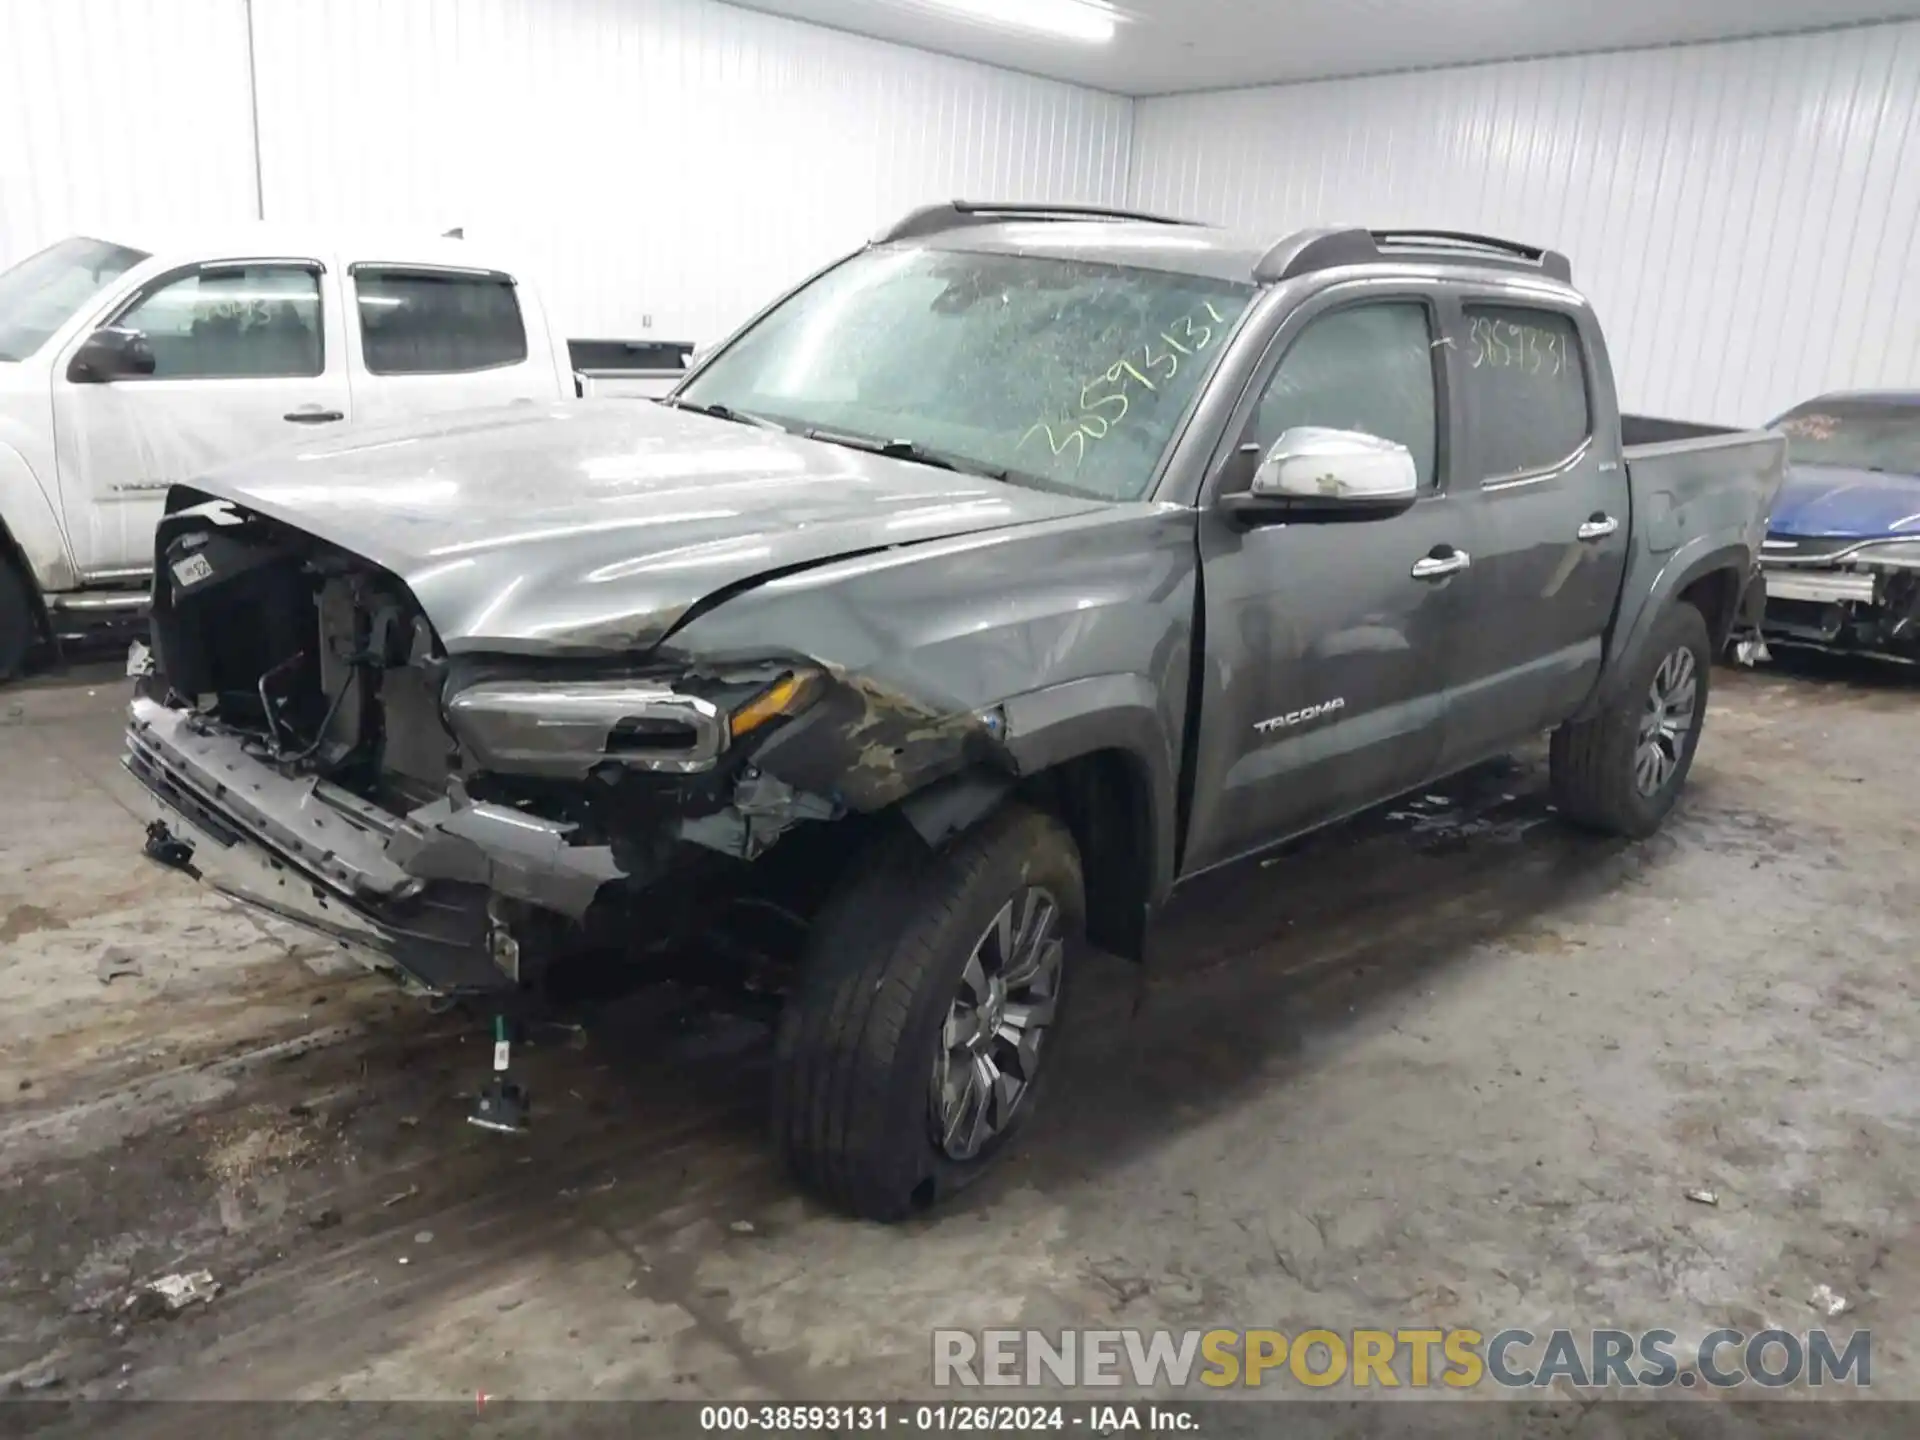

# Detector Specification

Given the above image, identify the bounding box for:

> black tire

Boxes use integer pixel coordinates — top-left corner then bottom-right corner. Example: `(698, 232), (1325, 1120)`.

(1550, 601), (1711, 838)
(0, 560), (35, 683)
(771, 803), (1084, 1222)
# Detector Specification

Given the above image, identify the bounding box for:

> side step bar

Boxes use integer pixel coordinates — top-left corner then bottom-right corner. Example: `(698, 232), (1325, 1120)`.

(47, 590), (147, 614)
(43, 586), (149, 647)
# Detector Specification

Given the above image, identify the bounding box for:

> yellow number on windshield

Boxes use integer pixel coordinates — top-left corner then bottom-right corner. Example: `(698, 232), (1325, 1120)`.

(1081, 380), (1129, 431)
(1017, 297), (1235, 473)
(1018, 421), (1089, 466)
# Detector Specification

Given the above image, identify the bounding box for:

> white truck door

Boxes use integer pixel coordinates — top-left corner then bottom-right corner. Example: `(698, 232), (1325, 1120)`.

(50, 256), (350, 574)
(344, 263), (563, 426)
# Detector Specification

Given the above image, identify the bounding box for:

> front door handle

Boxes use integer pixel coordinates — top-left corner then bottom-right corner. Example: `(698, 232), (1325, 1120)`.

(1411, 547), (1471, 581)
(1577, 514), (1620, 542)
(284, 407), (345, 425)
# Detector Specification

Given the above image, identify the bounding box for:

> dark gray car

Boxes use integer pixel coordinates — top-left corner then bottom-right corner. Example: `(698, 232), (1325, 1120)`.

(125, 203), (1784, 1220)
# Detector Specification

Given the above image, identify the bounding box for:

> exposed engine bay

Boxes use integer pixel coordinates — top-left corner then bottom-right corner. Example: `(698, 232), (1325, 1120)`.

(123, 496), (976, 997)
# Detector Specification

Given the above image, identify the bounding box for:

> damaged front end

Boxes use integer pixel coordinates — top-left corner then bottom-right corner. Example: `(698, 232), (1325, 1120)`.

(124, 497), (991, 995)
(1759, 538), (1920, 665)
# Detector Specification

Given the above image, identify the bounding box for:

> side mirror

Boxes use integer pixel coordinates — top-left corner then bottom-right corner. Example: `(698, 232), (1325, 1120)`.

(1221, 427), (1419, 524)
(67, 326), (156, 384)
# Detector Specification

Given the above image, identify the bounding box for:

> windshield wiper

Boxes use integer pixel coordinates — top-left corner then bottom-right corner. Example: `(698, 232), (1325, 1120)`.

(656, 396), (787, 431)
(802, 427), (1016, 484)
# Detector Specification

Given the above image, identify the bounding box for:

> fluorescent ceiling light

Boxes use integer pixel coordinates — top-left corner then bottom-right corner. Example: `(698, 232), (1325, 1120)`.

(910, 0), (1120, 44)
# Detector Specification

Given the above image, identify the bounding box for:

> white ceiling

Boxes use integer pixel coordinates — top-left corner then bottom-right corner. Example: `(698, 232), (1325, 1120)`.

(727, 0), (1920, 95)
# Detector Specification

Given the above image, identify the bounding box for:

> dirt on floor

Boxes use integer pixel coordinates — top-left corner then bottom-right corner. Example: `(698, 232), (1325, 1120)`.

(0, 656), (1914, 1430)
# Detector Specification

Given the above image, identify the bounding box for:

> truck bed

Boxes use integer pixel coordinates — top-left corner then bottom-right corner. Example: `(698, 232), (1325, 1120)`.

(1620, 415), (1785, 556)
(568, 338), (695, 399)
(1598, 414), (1786, 693)
(1619, 414), (1755, 447)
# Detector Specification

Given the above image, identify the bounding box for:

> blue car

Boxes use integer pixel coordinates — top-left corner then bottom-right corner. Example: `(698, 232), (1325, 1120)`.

(1756, 391), (1920, 663)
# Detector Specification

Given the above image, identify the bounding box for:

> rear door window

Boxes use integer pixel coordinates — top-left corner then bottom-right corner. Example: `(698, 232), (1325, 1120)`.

(1461, 305), (1590, 479)
(354, 268), (528, 375)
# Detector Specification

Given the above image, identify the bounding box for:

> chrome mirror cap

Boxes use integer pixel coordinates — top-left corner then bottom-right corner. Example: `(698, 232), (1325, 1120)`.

(1252, 426), (1419, 504)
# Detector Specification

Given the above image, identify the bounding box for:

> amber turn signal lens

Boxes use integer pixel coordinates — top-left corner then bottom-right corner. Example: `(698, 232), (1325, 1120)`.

(728, 670), (822, 740)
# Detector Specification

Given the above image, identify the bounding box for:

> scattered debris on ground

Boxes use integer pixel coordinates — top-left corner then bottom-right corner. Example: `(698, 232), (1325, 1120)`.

(204, 1113), (315, 1186)
(1811, 1284), (1850, 1317)
(95, 949), (143, 985)
(127, 1270), (220, 1320)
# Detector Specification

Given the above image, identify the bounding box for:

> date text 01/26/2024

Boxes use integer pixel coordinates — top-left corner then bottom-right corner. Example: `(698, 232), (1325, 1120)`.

(699, 1404), (1197, 1433)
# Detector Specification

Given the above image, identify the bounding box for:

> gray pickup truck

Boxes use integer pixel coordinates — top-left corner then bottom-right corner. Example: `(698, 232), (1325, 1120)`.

(125, 203), (1784, 1220)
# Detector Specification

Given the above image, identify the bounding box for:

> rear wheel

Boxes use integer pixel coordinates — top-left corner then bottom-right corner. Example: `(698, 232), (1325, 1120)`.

(0, 559), (36, 682)
(771, 803), (1083, 1221)
(1550, 601), (1711, 838)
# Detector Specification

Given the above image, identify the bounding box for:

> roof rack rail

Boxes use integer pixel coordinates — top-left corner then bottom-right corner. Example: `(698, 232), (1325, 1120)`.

(1254, 225), (1573, 285)
(1372, 229), (1572, 283)
(874, 200), (1200, 246)
(1252, 228), (1382, 284)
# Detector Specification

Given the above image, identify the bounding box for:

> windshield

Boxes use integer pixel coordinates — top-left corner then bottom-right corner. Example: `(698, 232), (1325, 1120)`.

(0, 236), (149, 362)
(679, 246), (1255, 501)
(1772, 399), (1920, 477)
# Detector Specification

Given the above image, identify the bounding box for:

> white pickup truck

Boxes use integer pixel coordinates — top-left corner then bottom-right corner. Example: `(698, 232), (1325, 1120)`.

(0, 227), (690, 679)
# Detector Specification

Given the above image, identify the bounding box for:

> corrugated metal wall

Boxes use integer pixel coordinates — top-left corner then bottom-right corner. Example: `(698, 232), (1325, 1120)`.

(1130, 22), (1920, 425)
(0, 0), (260, 269)
(246, 0), (1132, 341)
(0, 0), (1129, 342)
(7, 1), (1915, 404)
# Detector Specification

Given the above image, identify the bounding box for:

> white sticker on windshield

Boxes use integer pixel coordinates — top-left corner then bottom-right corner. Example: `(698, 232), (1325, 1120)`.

(171, 553), (214, 587)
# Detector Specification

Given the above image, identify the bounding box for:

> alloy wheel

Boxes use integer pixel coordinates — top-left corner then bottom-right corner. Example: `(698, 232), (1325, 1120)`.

(930, 886), (1065, 1162)
(1635, 645), (1698, 797)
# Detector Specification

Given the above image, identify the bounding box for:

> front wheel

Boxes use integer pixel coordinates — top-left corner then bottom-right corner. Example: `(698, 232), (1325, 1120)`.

(1550, 601), (1711, 838)
(771, 803), (1084, 1222)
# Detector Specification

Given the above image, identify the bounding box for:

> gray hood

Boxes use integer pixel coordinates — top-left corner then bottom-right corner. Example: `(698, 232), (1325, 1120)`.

(190, 400), (1103, 655)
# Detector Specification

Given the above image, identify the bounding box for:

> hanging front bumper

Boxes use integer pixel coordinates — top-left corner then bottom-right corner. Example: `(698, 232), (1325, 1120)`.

(123, 697), (623, 993)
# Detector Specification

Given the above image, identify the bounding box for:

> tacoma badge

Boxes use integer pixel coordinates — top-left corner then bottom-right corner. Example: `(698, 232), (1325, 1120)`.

(1255, 698), (1347, 735)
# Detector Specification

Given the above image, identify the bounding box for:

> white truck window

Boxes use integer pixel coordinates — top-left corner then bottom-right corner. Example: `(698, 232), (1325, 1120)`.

(0, 236), (148, 361)
(114, 264), (324, 380)
(354, 269), (528, 375)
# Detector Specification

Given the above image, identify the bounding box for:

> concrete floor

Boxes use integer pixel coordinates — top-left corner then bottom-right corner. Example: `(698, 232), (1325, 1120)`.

(1, 657), (1915, 1414)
